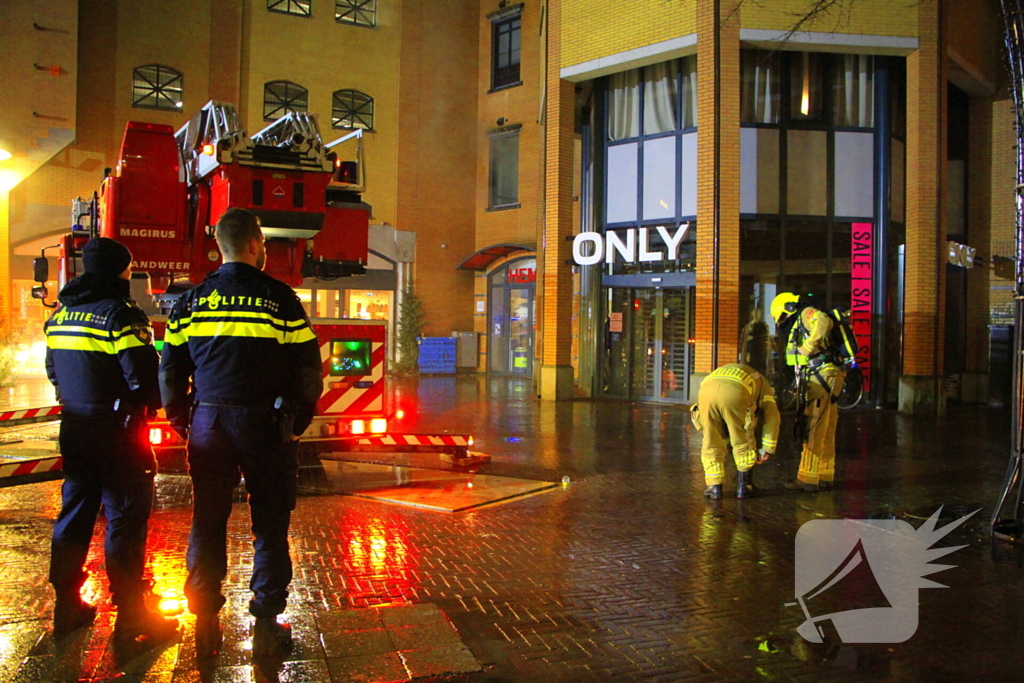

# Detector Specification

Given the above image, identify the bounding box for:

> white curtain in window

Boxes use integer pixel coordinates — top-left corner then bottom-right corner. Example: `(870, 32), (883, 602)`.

(643, 61), (678, 135)
(608, 69), (640, 141)
(835, 54), (874, 127)
(741, 52), (779, 124)
(680, 56), (697, 129)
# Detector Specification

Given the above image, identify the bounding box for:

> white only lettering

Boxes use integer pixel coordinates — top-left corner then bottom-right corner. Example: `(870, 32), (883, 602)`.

(132, 261), (191, 271)
(572, 224), (690, 266)
(121, 228), (177, 239)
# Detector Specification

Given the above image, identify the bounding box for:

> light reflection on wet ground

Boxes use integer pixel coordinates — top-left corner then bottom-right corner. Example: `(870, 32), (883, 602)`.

(0, 376), (1021, 680)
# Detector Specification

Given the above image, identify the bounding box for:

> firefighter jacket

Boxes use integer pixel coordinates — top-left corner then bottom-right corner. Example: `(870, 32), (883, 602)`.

(44, 274), (160, 417)
(159, 262), (322, 438)
(703, 363), (781, 453)
(785, 306), (834, 367)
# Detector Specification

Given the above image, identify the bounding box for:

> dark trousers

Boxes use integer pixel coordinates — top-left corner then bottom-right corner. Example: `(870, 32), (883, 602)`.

(50, 413), (156, 606)
(184, 405), (298, 618)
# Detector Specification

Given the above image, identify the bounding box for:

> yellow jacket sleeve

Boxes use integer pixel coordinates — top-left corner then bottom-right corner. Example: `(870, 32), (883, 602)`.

(798, 308), (833, 358)
(759, 382), (781, 453)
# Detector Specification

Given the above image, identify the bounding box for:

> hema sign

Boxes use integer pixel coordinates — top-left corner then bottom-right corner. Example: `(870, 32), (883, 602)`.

(572, 224), (691, 266)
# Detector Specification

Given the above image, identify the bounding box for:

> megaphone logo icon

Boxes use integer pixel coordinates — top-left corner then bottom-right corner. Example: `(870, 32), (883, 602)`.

(790, 507), (977, 643)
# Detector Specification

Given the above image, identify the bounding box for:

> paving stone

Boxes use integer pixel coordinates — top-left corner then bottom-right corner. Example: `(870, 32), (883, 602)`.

(326, 652), (408, 682)
(399, 645), (482, 679)
(321, 628), (394, 658)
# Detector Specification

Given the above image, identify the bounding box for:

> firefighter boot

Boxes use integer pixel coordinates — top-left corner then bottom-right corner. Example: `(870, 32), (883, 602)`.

(114, 605), (179, 645)
(703, 484), (723, 500)
(784, 480), (818, 493)
(737, 469), (756, 499)
(253, 617), (293, 657)
(194, 613), (222, 658)
(818, 480), (833, 491)
(53, 596), (97, 635)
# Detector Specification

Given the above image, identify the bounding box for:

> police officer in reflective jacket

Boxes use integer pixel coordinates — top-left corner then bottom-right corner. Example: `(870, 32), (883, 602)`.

(44, 237), (178, 643)
(159, 208), (321, 657)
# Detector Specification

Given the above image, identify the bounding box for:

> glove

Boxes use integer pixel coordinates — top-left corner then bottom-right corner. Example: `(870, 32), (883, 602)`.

(757, 448), (772, 464)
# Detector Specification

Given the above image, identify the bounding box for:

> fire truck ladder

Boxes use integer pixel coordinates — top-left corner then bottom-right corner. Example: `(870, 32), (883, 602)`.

(992, 0), (1024, 541)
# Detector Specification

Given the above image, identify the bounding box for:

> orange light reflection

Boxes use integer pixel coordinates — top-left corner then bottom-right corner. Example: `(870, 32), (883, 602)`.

(341, 509), (419, 608)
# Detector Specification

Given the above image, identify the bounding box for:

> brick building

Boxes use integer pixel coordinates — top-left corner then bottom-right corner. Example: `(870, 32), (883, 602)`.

(0, 0), (1009, 414)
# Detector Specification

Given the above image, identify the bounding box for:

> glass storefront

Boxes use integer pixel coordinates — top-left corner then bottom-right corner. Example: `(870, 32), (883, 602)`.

(603, 287), (694, 402)
(488, 257), (536, 376)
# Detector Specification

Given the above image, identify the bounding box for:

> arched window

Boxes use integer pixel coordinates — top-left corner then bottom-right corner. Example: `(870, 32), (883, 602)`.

(268, 0), (311, 17)
(332, 89), (373, 130)
(132, 65), (183, 111)
(264, 81), (308, 121)
(336, 0), (376, 27)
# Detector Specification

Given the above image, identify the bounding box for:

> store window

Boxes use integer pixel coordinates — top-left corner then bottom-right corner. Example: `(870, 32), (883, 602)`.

(491, 14), (522, 90)
(332, 89), (374, 130)
(132, 65), (184, 111)
(269, 0), (311, 16)
(489, 130), (520, 209)
(264, 81), (308, 121)
(346, 290), (392, 320)
(741, 50), (781, 124)
(336, 0), (375, 26)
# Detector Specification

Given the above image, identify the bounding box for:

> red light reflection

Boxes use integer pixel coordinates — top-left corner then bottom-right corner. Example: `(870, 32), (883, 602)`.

(340, 509), (419, 608)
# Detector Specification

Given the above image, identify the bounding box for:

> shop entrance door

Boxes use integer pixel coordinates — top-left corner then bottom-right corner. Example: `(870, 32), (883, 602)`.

(488, 258), (536, 376)
(604, 287), (693, 402)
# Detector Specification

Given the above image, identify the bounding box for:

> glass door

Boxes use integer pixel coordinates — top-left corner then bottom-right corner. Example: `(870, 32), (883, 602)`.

(602, 287), (693, 402)
(508, 288), (533, 375)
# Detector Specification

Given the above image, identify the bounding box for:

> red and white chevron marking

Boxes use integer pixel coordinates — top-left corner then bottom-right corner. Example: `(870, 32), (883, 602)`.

(0, 456), (62, 479)
(356, 434), (470, 447)
(0, 406), (62, 422)
(318, 341), (385, 416)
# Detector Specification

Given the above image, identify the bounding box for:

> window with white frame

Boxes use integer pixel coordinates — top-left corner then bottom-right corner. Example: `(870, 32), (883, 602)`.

(336, 0), (376, 26)
(132, 65), (184, 111)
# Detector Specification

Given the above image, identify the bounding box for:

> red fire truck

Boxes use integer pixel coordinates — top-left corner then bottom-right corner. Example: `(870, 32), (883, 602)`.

(27, 101), (470, 458)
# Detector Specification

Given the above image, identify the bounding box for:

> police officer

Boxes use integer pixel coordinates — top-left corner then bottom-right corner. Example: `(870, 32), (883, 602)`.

(159, 208), (321, 657)
(691, 363), (780, 499)
(771, 292), (846, 492)
(44, 237), (178, 643)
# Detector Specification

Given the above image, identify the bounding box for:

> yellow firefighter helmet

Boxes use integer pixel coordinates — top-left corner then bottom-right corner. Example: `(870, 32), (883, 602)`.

(770, 292), (801, 323)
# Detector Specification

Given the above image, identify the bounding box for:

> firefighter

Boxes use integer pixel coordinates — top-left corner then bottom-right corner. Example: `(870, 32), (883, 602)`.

(44, 237), (178, 643)
(159, 208), (321, 658)
(691, 363), (780, 499)
(771, 292), (846, 492)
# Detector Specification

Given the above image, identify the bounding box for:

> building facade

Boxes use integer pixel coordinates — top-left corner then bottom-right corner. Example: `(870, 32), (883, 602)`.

(0, 0), (1010, 414)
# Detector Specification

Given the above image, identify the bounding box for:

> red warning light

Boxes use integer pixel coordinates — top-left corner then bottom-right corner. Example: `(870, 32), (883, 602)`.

(149, 427), (164, 445)
(633, 299), (640, 310)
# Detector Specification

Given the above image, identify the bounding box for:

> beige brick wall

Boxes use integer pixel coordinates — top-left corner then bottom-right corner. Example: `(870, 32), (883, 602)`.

(989, 96), (1017, 325)
(694, 1), (741, 373)
(903, 2), (945, 377)
(560, 0), (696, 70)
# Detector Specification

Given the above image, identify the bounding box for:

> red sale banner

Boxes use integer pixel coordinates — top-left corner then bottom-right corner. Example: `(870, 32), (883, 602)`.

(850, 222), (872, 392)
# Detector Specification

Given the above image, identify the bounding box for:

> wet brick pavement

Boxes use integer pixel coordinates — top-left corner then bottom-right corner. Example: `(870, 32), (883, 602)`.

(0, 375), (1023, 681)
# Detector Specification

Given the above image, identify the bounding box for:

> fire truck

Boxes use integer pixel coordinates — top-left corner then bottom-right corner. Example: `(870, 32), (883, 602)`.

(24, 101), (471, 461)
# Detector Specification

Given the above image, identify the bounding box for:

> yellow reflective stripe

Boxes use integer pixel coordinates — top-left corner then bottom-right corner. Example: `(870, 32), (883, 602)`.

(164, 329), (188, 345)
(762, 394), (776, 403)
(187, 320), (286, 340)
(763, 438), (778, 449)
(47, 334), (116, 353)
(192, 309), (298, 328)
(50, 324), (109, 339)
(284, 326), (317, 344)
(114, 334), (147, 352)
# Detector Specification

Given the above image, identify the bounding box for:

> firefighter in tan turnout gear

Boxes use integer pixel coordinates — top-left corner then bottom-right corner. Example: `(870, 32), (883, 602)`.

(691, 363), (781, 499)
(771, 292), (847, 492)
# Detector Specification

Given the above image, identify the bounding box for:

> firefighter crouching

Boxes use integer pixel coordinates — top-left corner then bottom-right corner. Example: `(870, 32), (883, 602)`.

(43, 238), (178, 643)
(771, 292), (846, 492)
(691, 363), (780, 499)
(159, 208), (322, 658)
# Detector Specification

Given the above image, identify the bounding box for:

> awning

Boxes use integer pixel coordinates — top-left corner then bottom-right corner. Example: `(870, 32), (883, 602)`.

(456, 243), (534, 271)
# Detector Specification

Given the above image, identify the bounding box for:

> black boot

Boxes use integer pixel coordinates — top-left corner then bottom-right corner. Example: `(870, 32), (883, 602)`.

(253, 617), (292, 657)
(784, 480), (818, 493)
(818, 480), (833, 491)
(703, 484), (723, 500)
(195, 613), (223, 658)
(53, 596), (97, 635)
(737, 469), (756, 499)
(114, 605), (179, 645)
